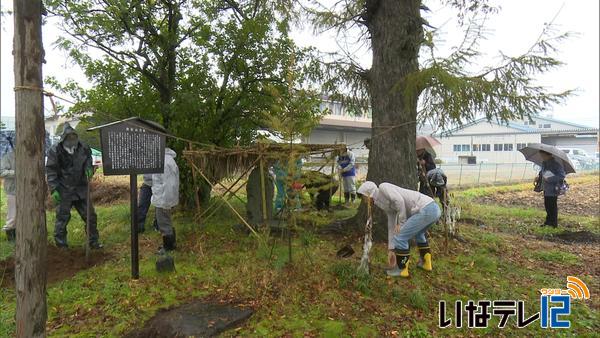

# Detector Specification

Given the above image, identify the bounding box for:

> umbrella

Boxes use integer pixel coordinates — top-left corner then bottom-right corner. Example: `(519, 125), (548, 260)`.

(416, 135), (441, 158)
(518, 143), (576, 174)
(416, 135), (441, 150)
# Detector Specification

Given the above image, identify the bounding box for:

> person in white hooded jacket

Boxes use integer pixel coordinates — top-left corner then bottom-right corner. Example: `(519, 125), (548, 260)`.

(151, 147), (180, 251)
(357, 181), (441, 277)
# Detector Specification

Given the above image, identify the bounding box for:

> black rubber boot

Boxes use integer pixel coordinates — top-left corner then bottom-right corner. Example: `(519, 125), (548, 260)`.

(344, 192), (350, 205)
(55, 237), (68, 248)
(6, 229), (16, 242)
(394, 249), (411, 277)
(162, 230), (177, 251)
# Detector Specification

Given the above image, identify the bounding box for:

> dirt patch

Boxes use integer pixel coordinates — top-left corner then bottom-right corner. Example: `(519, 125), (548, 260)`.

(0, 245), (113, 288)
(541, 230), (600, 245)
(475, 181), (599, 216)
(44, 175), (131, 209)
(124, 301), (253, 338)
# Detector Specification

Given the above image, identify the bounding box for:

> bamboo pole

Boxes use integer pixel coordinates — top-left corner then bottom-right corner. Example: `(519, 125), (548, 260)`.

(259, 149), (268, 228)
(188, 143), (202, 220)
(194, 157), (261, 220)
(191, 163), (263, 243)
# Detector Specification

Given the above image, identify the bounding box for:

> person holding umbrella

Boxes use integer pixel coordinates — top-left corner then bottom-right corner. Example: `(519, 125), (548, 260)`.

(538, 150), (566, 227)
(519, 144), (574, 228)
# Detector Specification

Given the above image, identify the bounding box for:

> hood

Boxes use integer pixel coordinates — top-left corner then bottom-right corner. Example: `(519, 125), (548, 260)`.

(60, 123), (78, 142)
(357, 181), (378, 197)
(165, 147), (176, 158)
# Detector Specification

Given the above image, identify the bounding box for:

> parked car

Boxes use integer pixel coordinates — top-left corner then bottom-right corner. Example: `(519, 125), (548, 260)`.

(558, 147), (597, 170)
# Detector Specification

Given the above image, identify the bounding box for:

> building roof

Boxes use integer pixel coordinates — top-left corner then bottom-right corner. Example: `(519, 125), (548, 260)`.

(532, 116), (594, 129)
(437, 117), (598, 137)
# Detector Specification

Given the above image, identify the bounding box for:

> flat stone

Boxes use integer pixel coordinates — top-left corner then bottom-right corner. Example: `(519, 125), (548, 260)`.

(125, 301), (253, 338)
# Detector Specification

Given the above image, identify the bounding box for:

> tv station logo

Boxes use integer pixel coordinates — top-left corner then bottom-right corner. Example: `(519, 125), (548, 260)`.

(439, 276), (590, 329)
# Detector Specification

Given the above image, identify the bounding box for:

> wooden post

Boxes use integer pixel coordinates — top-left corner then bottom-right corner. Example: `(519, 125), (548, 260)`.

(329, 151), (335, 207)
(259, 153), (268, 227)
(494, 163), (499, 185)
(130, 175), (139, 279)
(13, 1), (48, 336)
(188, 143), (201, 220)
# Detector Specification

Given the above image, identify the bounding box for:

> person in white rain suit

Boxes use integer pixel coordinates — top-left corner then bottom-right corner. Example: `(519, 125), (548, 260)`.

(151, 148), (180, 251)
(357, 181), (441, 277)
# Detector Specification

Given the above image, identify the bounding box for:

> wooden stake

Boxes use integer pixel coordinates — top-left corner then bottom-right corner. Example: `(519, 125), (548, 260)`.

(259, 152), (268, 228)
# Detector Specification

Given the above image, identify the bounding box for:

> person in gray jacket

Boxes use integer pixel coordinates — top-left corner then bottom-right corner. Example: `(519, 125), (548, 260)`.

(1, 138), (16, 242)
(46, 123), (102, 249)
(151, 148), (179, 251)
(358, 181), (441, 278)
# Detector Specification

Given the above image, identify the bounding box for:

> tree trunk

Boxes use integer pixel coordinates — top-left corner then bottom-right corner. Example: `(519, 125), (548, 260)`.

(13, 0), (48, 336)
(362, 0), (423, 241)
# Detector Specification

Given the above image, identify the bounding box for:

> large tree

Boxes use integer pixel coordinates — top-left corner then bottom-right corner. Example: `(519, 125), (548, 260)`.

(45, 0), (321, 204)
(307, 0), (571, 240)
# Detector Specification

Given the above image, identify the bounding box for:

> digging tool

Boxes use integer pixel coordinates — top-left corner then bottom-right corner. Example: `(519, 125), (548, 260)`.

(85, 176), (91, 265)
(357, 197), (373, 274)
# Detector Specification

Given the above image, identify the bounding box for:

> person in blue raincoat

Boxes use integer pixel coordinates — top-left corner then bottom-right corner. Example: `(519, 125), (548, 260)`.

(273, 158), (303, 212)
(336, 146), (357, 206)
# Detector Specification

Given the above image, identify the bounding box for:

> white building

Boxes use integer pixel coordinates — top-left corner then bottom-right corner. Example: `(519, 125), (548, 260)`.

(303, 99), (434, 159)
(436, 116), (599, 164)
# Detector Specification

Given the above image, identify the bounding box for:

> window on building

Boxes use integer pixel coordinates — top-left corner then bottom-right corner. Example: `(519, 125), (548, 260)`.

(473, 144), (480, 151)
(504, 143), (513, 151)
(538, 124), (544, 128)
(494, 144), (503, 151)
(453, 144), (461, 152)
(517, 143), (527, 150)
(462, 144), (470, 151)
(481, 144), (491, 151)
(543, 124), (551, 128)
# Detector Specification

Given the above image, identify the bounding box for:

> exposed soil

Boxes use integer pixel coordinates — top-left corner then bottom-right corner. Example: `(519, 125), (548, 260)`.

(0, 245), (113, 288)
(124, 300), (253, 338)
(475, 181), (599, 216)
(44, 175), (132, 209)
(542, 230), (600, 245)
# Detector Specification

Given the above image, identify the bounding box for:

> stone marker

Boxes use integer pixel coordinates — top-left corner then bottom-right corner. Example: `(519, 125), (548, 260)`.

(125, 301), (254, 338)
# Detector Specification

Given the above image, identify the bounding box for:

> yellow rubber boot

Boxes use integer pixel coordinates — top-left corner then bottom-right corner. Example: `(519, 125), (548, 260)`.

(417, 245), (432, 271)
(393, 251), (411, 278)
(400, 260), (410, 277)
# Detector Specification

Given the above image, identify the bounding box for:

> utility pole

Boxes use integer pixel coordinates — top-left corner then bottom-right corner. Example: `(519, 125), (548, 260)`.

(13, 0), (48, 337)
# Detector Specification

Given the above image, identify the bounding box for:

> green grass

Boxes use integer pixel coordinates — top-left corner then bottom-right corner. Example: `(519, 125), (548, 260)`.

(1, 174), (599, 336)
(528, 249), (581, 265)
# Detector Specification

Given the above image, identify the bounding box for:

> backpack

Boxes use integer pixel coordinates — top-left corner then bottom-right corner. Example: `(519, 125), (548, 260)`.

(533, 171), (543, 193)
(426, 168), (446, 188)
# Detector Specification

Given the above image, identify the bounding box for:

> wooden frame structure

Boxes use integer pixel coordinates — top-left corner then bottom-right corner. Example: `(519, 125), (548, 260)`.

(183, 142), (346, 241)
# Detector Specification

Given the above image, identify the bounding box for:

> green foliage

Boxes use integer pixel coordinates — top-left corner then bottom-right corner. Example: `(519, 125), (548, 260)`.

(304, 1), (572, 130)
(74, 119), (100, 150)
(44, 0), (324, 205)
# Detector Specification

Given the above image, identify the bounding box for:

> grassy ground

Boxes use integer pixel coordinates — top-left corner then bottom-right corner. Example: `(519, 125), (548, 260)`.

(0, 174), (598, 337)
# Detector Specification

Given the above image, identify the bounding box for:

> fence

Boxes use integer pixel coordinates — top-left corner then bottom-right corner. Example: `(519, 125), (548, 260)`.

(304, 161), (597, 188)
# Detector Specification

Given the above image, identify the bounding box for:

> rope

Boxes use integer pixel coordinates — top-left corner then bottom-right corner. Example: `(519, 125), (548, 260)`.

(20, 85), (420, 155)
